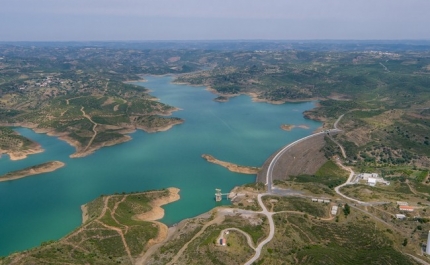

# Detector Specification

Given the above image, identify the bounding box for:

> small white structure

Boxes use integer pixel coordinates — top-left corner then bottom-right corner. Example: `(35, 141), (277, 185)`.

(358, 173), (379, 180)
(395, 214), (406, 220)
(357, 173), (390, 186)
(397, 201), (408, 206)
(368, 178), (377, 186)
(331, 206), (338, 215)
(426, 231), (430, 255)
(312, 198), (331, 203)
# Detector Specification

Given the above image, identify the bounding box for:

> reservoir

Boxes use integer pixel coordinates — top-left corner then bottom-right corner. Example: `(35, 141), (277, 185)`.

(0, 76), (321, 256)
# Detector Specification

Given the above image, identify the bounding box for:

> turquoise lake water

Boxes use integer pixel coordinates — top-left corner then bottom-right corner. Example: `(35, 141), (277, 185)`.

(0, 76), (321, 256)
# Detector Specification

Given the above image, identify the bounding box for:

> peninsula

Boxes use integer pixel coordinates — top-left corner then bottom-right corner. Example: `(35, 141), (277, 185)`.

(0, 46), (188, 159)
(0, 127), (44, 160)
(3, 188), (180, 265)
(0, 161), (65, 182)
(202, 154), (260, 174)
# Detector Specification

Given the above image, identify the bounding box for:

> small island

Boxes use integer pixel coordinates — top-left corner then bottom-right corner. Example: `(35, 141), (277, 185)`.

(280, 124), (295, 131)
(297, 124), (310, 129)
(201, 154), (260, 174)
(214, 96), (229, 102)
(0, 161), (65, 182)
(281, 124), (310, 131)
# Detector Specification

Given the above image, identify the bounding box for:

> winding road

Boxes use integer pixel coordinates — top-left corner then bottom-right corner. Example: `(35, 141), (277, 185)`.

(244, 194), (275, 265)
(162, 112), (427, 264)
(80, 106), (99, 152)
(333, 162), (368, 204)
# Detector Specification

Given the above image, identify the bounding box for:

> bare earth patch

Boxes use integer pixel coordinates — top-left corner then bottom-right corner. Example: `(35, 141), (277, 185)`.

(6, 147), (44, 160)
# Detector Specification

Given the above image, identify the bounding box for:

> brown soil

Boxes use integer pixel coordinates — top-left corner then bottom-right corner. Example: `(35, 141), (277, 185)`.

(6, 147), (44, 160)
(81, 204), (88, 224)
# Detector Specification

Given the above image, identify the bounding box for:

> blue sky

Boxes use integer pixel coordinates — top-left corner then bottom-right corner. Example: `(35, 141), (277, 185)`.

(1, 0), (429, 41)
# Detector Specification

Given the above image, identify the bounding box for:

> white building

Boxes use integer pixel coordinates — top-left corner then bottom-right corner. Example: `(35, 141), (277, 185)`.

(358, 173), (379, 180)
(357, 173), (390, 186)
(331, 206), (338, 215)
(426, 231), (430, 255)
(395, 214), (406, 220)
(368, 178), (377, 186)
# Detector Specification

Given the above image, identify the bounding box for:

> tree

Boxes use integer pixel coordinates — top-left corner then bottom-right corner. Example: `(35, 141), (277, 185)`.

(343, 203), (350, 217)
(402, 238), (408, 246)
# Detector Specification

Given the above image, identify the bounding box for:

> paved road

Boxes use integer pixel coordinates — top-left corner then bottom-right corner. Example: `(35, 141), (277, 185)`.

(244, 114), (344, 264)
(333, 114), (344, 130)
(333, 162), (369, 204)
(251, 112), (429, 265)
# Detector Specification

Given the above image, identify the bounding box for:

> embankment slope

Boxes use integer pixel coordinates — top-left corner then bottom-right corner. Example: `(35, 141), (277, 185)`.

(257, 133), (327, 182)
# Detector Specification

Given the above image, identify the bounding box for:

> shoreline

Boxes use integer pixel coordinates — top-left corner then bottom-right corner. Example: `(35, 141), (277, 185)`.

(202, 154), (260, 174)
(0, 161), (65, 182)
(135, 187), (181, 221)
(4, 147), (44, 161)
(69, 134), (132, 158)
(81, 204), (88, 224)
(136, 119), (184, 133)
(175, 80), (321, 105)
(0, 76), (185, 160)
(0, 122), (45, 160)
(0, 117), (182, 159)
(170, 77), (326, 125)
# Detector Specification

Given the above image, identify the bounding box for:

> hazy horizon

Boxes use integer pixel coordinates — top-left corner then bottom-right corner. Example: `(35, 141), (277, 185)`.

(2, 39), (430, 42)
(1, 0), (429, 41)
